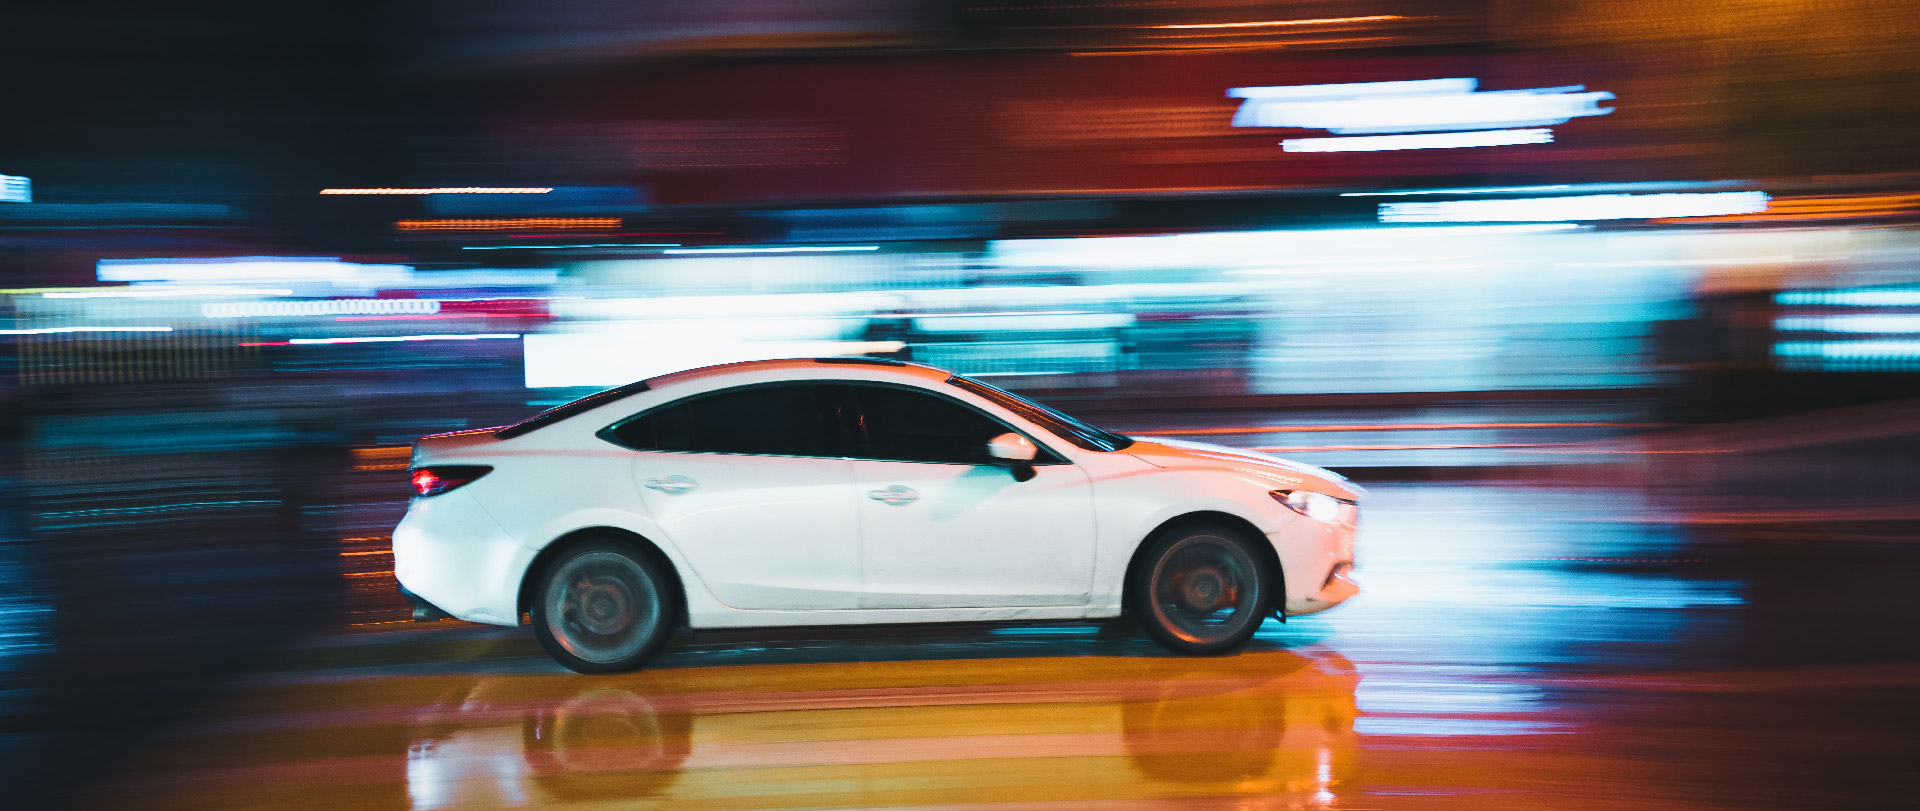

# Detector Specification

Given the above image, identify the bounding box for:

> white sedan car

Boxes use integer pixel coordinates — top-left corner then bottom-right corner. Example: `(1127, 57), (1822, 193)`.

(394, 358), (1360, 673)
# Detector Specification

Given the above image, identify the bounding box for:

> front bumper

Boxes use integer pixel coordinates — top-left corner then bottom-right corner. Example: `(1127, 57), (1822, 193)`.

(1272, 518), (1360, 616)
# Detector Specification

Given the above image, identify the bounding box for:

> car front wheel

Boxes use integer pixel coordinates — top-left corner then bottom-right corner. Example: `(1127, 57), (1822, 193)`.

(531, 539), (677, 673)
(1131, 523), (1274, 655)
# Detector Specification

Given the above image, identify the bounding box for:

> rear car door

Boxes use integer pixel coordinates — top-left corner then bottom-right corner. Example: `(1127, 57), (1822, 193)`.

(602, 383), (861, 610)
(833, 382), (1097, 609)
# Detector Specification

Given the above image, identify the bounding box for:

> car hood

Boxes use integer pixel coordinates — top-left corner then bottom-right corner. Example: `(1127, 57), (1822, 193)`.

(1124, 438), (1364, 501)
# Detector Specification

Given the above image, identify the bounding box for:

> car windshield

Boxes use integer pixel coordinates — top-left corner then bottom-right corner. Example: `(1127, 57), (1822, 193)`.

(947, 375), (1134, 453)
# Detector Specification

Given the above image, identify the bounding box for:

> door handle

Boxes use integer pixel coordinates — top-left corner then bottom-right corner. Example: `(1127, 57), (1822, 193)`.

(644, 475), (698, 494)
(867, 485), (919, 505)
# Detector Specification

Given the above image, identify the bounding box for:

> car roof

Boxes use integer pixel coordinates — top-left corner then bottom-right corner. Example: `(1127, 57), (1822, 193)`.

(645, 357), (951, 389)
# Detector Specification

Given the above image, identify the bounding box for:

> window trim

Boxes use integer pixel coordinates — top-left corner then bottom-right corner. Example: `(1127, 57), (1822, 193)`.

(827, 380), (1070, 467)
(595, 381), (849, 460)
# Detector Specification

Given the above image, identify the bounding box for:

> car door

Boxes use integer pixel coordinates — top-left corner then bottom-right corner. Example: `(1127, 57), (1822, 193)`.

(603, 382), (861, 610)
(834, 382), (1096, 609)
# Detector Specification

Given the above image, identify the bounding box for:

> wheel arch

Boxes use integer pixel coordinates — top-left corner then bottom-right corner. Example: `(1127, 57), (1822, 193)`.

(518, 527), (690, 628)
(1119, 510), (1285, 618)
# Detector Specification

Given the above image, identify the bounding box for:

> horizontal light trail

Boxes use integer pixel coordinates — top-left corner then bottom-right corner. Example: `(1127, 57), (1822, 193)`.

(240, 333), (520, 346)
(1380, 191), (1770, 222)
(662, 246), (880, 255)
(1133, 422), (1655, 437)
(1151, 15), (1403, 29)
(1249, 443), (1555, 452)
(319, 187), (551, 195)
(1285, 129), (1553, 152)
(0, 326), (174, 334)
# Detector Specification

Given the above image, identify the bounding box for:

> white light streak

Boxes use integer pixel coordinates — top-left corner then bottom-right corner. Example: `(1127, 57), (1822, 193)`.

(287, 333), (520, 345)
(319, 187), (552, 195)
(461, 244), (679, 250)
(1379, 192), (1770, 223)
(1556, 256), (1796, 268)
(1154, 15), (1402, 29)
(43, 287), (294, 298)
(204, 299), (442, 318)
(661, 246), (881, 255)
(97, 257), (412, 286)
(1231, 78), (1613, 134)
(1343, 185), (1573, 197)
(1775, 340), (1920, 360)
(1775, 315), (1920, 334)
(0, 326), (174, 335)
(1286, 128), (1553, 152)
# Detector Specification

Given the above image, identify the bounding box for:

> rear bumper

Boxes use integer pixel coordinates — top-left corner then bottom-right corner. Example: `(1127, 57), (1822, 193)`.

(392, 488), (536, 627)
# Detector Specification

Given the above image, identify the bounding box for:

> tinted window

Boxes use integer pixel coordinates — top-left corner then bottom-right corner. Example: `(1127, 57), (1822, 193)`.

(947, 375), (1133, 452)
(606, 384), (839, 457)
(843, 384), (1017, 465)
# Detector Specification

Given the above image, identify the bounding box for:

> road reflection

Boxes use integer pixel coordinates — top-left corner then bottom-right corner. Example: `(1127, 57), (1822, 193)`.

(402, 648), (1359, 809)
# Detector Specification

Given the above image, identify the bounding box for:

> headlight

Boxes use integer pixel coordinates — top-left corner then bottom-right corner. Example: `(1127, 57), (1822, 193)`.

(1272, 489), (1345, 523)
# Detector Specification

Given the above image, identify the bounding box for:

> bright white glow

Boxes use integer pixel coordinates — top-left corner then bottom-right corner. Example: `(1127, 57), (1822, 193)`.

(0, 174), (29, 203)
(43, 287), (294, 298)
(660, 246), (880, 255)
(204, 299), (442, 318)
(1557, 256), (1796, 268)
(0, 326), (174, 335)
(913, 313), (1134, 333)
(1775, 315), (1920, 334)
(1343, 185), (1574, 197)
(1230, 78), (1613, 133)
(1286, 129), (1553, 152)
(1775, 341), (1920, 360)
(989, 225), (1580, 270)
(1777, 288), (1920, 306)
(319, 187), (551, 195)
(1380, 192), (1770, 223)
(287, 333), (520, 345)
(97, 257), (412, 286)
(525, 331), (904, 388)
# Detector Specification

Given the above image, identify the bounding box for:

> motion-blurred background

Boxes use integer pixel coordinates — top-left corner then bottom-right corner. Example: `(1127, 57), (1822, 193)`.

(4, 2), (1919, 807)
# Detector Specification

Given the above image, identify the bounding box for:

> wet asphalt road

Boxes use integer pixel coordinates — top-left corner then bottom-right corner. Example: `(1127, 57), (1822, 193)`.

(50, 482), (1919, 811)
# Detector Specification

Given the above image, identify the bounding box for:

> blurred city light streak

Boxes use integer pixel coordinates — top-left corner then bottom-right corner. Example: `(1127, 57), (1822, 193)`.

(1379, 192), (1769, 223)
(1231, 80), (1612, 133)
(1284, 129), (1553, 152)
(42, 287), (294, 298)
(1343, 185), (1574, 197)
(97, 258), (413, 287)
(662, 245), (880, 254)
(1662, 192), (1920, 223)
(318, 187), (552, 195)
(1135, 423), (1658, 437)
(1777, 287), (1920, 306)
(1775, 315), (1920, 333)
(0, 173), (30, 202)
(394, 218), (621, 231)
(0, 326), (174, 334)
(1150, 16), (1405, 30)
(204, 300), (441, 318)
(241, 334), (522, 346)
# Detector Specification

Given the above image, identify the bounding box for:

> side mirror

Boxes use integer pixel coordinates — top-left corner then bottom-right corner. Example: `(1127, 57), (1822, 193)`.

(986, 433), (1038, 482)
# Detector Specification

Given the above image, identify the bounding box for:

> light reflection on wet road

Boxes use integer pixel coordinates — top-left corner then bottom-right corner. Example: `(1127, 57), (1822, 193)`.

(81, 484), (1920, 810)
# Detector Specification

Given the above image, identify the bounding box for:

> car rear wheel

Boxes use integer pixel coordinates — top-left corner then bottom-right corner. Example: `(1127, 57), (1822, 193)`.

(1131, 524), (1273, 655)
(531, 540), (676, 673)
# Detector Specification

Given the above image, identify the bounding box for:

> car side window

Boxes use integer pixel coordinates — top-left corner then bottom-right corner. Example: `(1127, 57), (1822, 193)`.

(840, 384), (1035, 465)
(606, 384), (840, 458)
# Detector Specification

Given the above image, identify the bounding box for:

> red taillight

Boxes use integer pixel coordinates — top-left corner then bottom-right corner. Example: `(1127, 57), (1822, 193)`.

(411, 465), (492, 497)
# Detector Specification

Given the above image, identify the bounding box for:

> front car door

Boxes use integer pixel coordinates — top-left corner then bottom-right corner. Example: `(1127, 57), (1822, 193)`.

(602, 383), (862, 610)
(833, 382), (1096, 609)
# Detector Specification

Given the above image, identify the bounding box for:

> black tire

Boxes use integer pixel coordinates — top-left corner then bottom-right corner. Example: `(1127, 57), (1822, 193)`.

(1129, 523), (1274, 655)
(530, 539), (677, 673)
